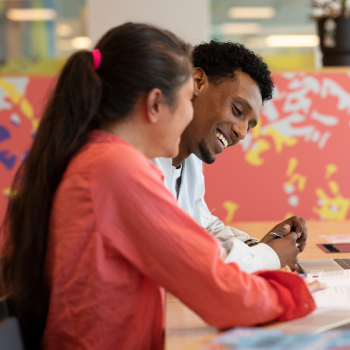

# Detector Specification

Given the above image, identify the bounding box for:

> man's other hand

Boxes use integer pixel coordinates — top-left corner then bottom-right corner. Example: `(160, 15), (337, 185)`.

(260, 216), (308, 253)
(265, 230), (300, 271)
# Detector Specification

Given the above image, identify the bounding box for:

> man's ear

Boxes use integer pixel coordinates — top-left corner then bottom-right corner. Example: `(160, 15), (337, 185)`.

(193, 67), (207, 97)
(146, 88), (163, 124)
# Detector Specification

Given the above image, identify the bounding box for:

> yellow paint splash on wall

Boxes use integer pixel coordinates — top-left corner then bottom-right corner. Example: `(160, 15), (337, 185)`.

(262, 126), (298, 153)
(313, 183), (350, 220)
(325, 164), (338, 180)
(2, 187), (17, 199)
(0, 79), (22, 104)
(0, 77), (38, 130)
(286, 157), (298, 177)
(284, 157), (307, 191)
(20, 98), (34, 119)
(285, 173), (307, 191)
(313, 164), (349, 220)
(245, 139), (271, 166)
(328, 181), (339, 195)
(245, 125), (299, 167)
(223, 201), (240, 225)
(284, 212), (294, 220)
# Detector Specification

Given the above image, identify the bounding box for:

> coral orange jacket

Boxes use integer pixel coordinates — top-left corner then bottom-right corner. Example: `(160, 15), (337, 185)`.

(43, 130), (315, 350)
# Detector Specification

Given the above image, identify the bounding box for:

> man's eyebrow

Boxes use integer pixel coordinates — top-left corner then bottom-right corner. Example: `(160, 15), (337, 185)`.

(235, 96), (252, 112)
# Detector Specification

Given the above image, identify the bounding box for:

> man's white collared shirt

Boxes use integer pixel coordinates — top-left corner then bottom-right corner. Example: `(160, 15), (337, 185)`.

(152, 155), (280, 273)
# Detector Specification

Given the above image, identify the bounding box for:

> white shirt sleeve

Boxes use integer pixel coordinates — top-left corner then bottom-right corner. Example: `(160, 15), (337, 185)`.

(222, 239), (281, 273)
(152, 156), (281, 273)
(193, 161), (281, 273)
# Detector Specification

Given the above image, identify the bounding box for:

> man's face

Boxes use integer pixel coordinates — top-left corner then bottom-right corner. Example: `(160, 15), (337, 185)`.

(182, 70), (262, 164)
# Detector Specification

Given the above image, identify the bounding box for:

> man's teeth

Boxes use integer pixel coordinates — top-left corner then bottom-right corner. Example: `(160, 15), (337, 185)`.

(216, 132), (228, 148)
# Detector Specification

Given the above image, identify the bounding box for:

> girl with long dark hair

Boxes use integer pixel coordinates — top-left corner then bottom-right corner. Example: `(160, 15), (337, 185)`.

(1, 23), (320, 350)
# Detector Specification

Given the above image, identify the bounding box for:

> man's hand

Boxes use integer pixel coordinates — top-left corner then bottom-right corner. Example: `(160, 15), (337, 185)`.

(260, 216), (308, 252)
(265, 229), (300, 271)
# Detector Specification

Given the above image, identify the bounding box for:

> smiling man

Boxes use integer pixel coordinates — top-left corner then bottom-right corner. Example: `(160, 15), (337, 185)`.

(153, 41), (307, 272)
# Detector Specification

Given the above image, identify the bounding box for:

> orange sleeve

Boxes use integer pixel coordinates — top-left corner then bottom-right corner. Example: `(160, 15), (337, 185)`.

(92, 145), (315, 329)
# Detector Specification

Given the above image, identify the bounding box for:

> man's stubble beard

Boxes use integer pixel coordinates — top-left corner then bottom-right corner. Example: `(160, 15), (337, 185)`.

(198, 139), (215, 164)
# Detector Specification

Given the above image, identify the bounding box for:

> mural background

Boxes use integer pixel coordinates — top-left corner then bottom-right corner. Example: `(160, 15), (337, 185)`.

(0, 76), (53, 225)
(0, 72), (350, 227)
(204, 72), (350, 224)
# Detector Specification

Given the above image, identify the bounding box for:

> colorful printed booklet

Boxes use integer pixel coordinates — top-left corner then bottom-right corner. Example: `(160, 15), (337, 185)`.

(199, 327), (350, 350)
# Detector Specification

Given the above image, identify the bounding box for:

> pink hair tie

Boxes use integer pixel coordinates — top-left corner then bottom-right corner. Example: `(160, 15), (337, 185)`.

(91, 49), (102, 70)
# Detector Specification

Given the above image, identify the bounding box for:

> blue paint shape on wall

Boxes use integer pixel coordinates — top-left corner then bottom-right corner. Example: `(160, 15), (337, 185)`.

(0, 125), (10, 143)
(0, 150), (16, 170)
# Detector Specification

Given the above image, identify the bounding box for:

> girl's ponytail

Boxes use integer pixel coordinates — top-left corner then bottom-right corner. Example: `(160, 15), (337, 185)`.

(1, 49), (102, 339)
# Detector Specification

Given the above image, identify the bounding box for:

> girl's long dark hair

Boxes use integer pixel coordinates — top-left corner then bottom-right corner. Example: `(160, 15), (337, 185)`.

(0, 22), (192, 347)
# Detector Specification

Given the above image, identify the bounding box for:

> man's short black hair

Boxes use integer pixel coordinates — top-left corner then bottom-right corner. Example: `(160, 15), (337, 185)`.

(193, 40), (274, 104)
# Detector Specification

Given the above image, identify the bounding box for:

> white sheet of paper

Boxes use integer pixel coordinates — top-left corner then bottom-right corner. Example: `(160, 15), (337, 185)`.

(307, 270), (350, 307)
(272, 309), (350, 333)
(313, 286), (350, 307)
(320, 235), (350, 243)
(307, 270), (349, 285)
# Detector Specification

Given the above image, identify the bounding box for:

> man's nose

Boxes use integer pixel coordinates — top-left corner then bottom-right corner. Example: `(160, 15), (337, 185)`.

(232, 121), (248, 141)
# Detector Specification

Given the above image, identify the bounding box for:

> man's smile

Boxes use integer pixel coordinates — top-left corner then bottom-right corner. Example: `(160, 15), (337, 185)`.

(216, 130), (228, 149)
(214, 126), (235, 154)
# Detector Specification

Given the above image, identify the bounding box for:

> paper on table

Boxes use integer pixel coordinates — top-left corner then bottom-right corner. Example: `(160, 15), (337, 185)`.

(313, 286), (350, 307)
(307, 270), (348, 283)
(273, 309), (350, 333)
(307, 270), (350, 307)
(321, 235), (350, 243)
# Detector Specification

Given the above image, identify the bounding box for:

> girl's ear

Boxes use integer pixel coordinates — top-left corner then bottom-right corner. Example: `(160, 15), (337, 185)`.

(192, 67), (207, 97)
(146, 88), (163, 124)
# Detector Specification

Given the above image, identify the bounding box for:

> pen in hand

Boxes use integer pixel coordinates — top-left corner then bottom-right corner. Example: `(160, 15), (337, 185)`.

(270, 231), (300, 247)
(269, 232), (283, 238)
